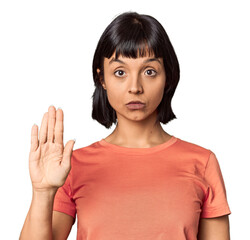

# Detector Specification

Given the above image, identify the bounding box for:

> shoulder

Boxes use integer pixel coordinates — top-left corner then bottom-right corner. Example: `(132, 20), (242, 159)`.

(174, 137), (213, 166)
(69, 140), (103, 165)
(73, 140), (101, 155)
(175, 137), (212, 154)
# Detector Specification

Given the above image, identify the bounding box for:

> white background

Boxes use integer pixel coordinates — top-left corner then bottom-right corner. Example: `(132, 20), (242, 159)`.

(0, 0), (249, 239)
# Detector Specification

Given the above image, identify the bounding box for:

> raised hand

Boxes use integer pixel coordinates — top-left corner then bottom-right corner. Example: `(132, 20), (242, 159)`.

(29, 105), (75, 192)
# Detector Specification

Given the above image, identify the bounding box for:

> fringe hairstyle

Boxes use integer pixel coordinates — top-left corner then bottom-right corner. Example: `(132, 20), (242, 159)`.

(91, 11), (180, 129)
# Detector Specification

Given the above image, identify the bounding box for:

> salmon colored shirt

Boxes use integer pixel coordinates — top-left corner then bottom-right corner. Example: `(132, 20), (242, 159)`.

(53, 135), (231, 239)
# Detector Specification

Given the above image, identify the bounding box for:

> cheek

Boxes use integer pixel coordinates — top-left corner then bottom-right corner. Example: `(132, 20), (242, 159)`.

(103, 74), (122, 106)
(148, 82), (165, 106)
(105, 85), (123, 108)
(107, 91), (119, 103)
(151, 89), (165, 107)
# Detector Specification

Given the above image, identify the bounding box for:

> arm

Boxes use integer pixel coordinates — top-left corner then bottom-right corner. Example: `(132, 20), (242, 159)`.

(52, 211), (74, 240)
(197, 215), (230, 240)
(20, 189), (56, 239)
(19, 106), (75, 239)
(19, 189), (74, 240)
(20, 189), (74, 240)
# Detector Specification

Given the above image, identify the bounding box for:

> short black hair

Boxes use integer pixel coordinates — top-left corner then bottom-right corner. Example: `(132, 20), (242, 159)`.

(91, 11), (180, 129)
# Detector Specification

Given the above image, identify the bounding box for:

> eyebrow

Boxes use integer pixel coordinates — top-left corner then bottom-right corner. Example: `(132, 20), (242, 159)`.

(109, 57), (162, 65)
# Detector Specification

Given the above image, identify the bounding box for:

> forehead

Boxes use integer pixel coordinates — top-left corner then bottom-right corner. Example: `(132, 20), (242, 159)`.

(105, 50), (163, 66)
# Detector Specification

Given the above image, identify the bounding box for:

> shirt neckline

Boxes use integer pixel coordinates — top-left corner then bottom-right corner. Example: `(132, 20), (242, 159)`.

(97, 135), (178, 155)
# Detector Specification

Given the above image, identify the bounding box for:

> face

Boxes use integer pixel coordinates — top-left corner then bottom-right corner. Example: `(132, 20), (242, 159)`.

(97, 51), (166, 122)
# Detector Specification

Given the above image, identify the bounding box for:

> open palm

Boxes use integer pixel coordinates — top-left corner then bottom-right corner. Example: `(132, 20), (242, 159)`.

(29, 106), (75, 191)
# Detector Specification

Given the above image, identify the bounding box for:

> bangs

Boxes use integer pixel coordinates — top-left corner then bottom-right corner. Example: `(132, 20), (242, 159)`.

(92, 11), (180, 128)
(114, 40), (156, 59)
(103, 21), (164, 60)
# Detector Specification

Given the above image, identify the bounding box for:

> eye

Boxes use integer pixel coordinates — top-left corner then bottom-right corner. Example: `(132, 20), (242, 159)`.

(145, 69), (157, 76)
(114, 70), (126, 77)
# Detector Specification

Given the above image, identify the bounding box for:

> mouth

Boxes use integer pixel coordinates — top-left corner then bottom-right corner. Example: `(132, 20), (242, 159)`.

(126, 101), (146, 110)
(126, 101), (145, 105)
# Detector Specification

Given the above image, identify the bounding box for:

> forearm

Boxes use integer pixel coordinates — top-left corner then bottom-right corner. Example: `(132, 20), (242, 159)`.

(19, 188), (58, 240)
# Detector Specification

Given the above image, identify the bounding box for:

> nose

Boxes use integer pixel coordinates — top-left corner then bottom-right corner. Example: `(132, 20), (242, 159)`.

(128, 74), (143, 94)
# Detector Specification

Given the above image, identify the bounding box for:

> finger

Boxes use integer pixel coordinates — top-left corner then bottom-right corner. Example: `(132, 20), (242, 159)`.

(61, 139), (76, 169)
(39, 112), (48, 144)
(54, 108), (64, 145)
(30, 124), (38, 152)
(47, 105), (56, 143)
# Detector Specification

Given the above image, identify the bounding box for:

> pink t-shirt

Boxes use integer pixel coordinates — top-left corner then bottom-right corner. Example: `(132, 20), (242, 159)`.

(53, 135), (231, 239)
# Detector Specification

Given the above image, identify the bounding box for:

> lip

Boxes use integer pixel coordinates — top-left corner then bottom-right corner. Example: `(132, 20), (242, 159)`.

(126, 101), (145, 105)
(126, 103), (146, 110)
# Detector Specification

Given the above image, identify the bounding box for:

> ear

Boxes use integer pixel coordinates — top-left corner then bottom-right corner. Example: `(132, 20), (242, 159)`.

(97, 68), (106, 90)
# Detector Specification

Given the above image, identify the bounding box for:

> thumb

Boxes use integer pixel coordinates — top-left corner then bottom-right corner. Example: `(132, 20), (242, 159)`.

(62, 139), (76, 168)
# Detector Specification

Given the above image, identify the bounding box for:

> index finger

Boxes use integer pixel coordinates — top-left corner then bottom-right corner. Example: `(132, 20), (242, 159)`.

(54, 107), (64, 145)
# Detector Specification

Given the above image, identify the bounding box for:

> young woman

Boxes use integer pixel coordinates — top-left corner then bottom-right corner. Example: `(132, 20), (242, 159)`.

(20, 11), (231, 240)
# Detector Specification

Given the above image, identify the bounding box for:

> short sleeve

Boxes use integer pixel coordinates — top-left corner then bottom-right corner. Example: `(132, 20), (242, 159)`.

(200, 151), (231, 218)
(53, 169), (76, 220)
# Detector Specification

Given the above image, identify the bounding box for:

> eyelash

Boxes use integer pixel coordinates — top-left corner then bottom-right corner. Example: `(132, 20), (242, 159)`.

(114, 69), (157, 78)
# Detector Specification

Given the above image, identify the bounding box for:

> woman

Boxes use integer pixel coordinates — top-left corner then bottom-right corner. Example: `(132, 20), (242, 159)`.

(20, 11), (231, 239)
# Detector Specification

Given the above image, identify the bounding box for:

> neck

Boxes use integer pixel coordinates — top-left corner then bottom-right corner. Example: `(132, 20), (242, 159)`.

(104, 110), (171, 148)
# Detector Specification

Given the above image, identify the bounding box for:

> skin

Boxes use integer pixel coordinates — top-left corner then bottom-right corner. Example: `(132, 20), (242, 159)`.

(20, 106), (75, 240)
(197, 215), (230, 240)
(98, 50), (231, 239)
(20, 50), (230, 239)
(97, 50), (172, 147)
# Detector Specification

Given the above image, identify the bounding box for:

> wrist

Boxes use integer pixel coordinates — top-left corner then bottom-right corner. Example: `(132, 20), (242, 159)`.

(32, 187), (58, 199)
